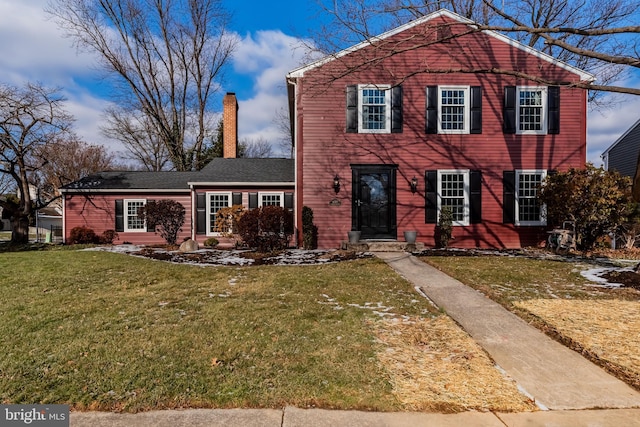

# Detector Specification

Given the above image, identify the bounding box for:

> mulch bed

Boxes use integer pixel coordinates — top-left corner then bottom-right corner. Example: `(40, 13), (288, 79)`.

(601, 270), (640, 290)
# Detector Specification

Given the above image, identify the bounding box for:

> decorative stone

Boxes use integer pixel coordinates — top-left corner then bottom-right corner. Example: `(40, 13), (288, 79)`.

(179, 239), (199, 252)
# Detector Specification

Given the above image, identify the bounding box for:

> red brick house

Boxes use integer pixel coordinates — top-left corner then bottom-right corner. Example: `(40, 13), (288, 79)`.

(60, 93), (294, 245)
(286, 9), (593, 249)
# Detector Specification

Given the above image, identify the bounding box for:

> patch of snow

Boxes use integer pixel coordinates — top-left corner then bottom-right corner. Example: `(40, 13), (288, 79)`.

(580, 267), (626, 288)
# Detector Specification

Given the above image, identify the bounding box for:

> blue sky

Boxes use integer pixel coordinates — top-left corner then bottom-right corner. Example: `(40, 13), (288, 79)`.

(0, 0), (638, 164)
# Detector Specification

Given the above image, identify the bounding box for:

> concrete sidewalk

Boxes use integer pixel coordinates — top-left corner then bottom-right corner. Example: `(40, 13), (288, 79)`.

(376, 252), (640, 410)
(69, 407), (640, 426)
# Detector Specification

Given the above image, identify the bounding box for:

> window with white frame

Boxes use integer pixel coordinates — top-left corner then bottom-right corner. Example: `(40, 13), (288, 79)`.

(124, 199), (146, 232)
(359, 84), (391, 133)
(517, 87), (547, 134)
(438, 170), (469, 226)
(207, 192), (231, 234)
(259, 192), (284, 207)
(516, 170), (546, 225)
(438, 86), (469, 133)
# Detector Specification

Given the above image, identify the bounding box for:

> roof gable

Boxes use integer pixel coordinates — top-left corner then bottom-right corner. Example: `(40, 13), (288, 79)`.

(287, 8), (593, 82)
(602, 117), (640, 157)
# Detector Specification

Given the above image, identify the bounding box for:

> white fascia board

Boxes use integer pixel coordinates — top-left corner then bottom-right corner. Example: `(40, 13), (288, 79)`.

(188, 182), (294, 187)
(60, 188), (190, 194)
(287, 8), (594, 82)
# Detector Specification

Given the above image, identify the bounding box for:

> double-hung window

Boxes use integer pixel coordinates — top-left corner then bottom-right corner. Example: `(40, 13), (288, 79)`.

(124, 199), (146, 232)
(517, 87), (547, 134)
(259, 192), (284, 207)
(359, 84), (391, 133)
(438, 86), (470, 133)
(207, 192), (232, 234)
(515, 170), (546, 225)
(438, 170), (470, 226)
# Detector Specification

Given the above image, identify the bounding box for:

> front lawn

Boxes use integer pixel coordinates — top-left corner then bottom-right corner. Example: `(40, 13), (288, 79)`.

(0, 250), (535, 413)
(422, 254), (640, 390)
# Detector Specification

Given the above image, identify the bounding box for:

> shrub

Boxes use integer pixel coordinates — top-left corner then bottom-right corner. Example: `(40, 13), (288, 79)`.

(69, 226), (98, 244)
(237, 206), (294, 252)
(204, 237), (219, 248)
(302, 206), (318, 250)
(437, 206), (453, 248)
(213, 205), (245, 235)
(138, 200), (186, 245)
(100, 229), (118, 244)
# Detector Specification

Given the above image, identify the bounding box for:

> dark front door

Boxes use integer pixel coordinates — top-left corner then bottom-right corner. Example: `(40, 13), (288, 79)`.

(352, 165), (397, 239)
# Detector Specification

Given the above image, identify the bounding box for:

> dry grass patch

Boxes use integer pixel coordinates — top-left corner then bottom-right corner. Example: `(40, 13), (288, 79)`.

(515, 299), (640, 390)
(374, 316), (537, 413)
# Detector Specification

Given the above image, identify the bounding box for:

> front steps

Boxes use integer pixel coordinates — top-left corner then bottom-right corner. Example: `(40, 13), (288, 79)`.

(340, 240), (425, 252)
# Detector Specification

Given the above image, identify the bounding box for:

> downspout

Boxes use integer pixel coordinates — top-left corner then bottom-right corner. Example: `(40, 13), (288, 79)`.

(190, 184), (196, 241)
(287, 76), (301, 247)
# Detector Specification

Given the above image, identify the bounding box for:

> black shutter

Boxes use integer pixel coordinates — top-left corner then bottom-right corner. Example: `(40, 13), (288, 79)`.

(146, 200), (155, 232)
(391, 85), (403, 133)
(196, 193), (206, 235)
(284, 192), (294, 212)
(232, 192), (242, 206)
(503, 86), (516, 134)
(425, 170), (438, 223)
(548, 86), (560, 134)
(249, 193), (258, 209)
(346, 85), (358, 133)
(470, 171), (482, 224)
(503, 171), (516, 224)
(115, 199), (124, 232)
(425, 86), (438, 134)
(470, 86), (482, 134)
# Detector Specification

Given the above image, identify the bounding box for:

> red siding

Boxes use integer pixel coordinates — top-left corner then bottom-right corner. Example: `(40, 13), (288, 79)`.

(294, 16), (588, 249)
(64, 193), (192, 245)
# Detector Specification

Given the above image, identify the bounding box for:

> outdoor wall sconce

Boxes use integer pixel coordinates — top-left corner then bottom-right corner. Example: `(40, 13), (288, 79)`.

(410, 176), (418, 193)
(333, 175), (341, 194)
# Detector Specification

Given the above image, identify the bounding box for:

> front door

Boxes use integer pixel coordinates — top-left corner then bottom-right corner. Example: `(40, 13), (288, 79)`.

(352, 165), (397, 239)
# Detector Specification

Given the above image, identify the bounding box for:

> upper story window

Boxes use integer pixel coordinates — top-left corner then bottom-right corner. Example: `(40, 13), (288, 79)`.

(517, 87), (547, 134)
(259, 192), (284, 207)
(426, 86), (481, 134)
(438, 86), (470, 133)
(346, 85), (402, 134)
(359, 85), (391, 133)
(516, 170), (547, 225)
(207, 192), (231, 234)
(504, 86), (559, 135)
(438, 170), (470, 226)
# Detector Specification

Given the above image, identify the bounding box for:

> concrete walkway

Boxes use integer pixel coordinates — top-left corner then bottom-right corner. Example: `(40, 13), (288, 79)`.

(68, 252), (640, 426)
(376, 252), (640, 410)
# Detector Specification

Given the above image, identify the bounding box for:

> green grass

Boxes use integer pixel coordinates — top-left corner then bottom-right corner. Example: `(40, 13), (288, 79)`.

(421, 255), (640, 306)
(0, 250), (437, 412)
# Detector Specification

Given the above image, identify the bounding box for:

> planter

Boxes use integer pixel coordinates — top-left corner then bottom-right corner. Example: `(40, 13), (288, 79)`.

(403, 230), (417, 244)
(348, 230), (361, 243)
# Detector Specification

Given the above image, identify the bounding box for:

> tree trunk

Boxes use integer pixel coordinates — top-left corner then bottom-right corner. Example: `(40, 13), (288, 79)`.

(10, 215), (30, 244)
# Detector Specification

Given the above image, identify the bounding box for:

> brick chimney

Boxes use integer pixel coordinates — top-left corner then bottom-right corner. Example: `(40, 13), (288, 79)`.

(223, 92), (238, 159)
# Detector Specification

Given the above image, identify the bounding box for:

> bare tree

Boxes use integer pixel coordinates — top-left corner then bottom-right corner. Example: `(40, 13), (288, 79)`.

(48, 0), (237, 171)
(0, 83), (73, 244)
(239, 137), (274, 158)
(312, 0), (640, 96)
(101, 107), (171, 171)
(35, 137), (116, 201)
(274, 106), (294, 158)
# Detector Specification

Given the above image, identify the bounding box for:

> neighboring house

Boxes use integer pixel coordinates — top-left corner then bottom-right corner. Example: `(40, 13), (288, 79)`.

(602, 117), (640, 179)
(286, 9), (593, 249)
(61, 93), (294, 245)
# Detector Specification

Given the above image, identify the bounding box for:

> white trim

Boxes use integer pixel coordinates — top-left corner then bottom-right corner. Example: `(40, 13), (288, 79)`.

(258, 192), (285, 207)
(437, 85), (470, 134)
(516, 86), (548, 135)
(358, 84), (391, 133)
(188, 182), (293, 187)
(123, 199), (146, 232)
(60, 188), (189, 194)
(437, 170), (470, 226)
(515, 169), (547, 226)
(205, 191), (232, 236)
(286, 9), (593, 82)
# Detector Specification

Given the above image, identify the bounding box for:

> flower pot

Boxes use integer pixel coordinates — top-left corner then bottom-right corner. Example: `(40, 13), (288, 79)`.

(403, 230), (417, 244)
(348, 230), (361, 243)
